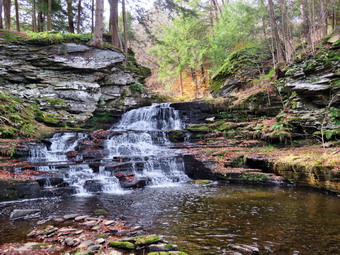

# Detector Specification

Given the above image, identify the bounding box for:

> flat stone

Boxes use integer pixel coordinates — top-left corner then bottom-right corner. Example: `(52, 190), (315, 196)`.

(64, 237), (81, 247)
(91, 225), (101, 231)
(228, 244), (259, 254)
(82, 220), (97, 227)
(96, 238), (106, 244)
(88, 244), (101, 251)
(10, 209), (41, 220)
(104, 220), (115, 226)
(109, 251), (123, 255)
(78, 240), (95, 249)
(75, 215), (89, 221)
(63, 213), (80, 220)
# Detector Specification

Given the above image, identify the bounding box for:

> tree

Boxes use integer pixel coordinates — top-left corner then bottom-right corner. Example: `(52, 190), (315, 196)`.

(32, 0), (37, 32)
(108, 0), (120, 48)
(47, 0), (52, 30)
(267, 0), (285, 64)
(3, 0), (11, 30)
(89, 0), (104, 48)
(122, 0), (128, 66)
(0, 0), (3, 29)
(14, 0), (19, 31)
(66, 0), (75, 33)
(320, 0), (328, 37)
(77, 0), (82, 33)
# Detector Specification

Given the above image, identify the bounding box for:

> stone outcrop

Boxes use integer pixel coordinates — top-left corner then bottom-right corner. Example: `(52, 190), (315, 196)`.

(0, 41), (151, 127)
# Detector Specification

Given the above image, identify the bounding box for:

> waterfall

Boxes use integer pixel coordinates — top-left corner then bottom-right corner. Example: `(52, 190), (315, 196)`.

(26, 103), (189, 195)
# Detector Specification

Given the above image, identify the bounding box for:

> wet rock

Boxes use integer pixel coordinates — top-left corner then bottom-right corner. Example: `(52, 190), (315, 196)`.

(63, 213), (80, 220)
(36, 177), (65, 187)
(0, 180), (41, 201)
(10, 209), (41, 220)
(117, 174), (149, 189)
(83, 180), (103, 192)
(82, 221), (98, 227)
(227, 244), (259, 254)
(149, 243), (178, 252)
(131, 235), (162, 246)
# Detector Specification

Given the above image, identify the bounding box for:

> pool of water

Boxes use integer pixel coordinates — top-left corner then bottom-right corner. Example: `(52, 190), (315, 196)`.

(1, 184), (339, 254)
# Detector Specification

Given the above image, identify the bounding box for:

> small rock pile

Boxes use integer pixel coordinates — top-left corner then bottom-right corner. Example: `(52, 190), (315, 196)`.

(0, 213), (188, 255)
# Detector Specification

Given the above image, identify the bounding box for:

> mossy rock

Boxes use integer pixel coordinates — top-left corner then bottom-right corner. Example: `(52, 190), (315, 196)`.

(134, 235), (162, 246)
(148, 252), (189, 255)
(186, 124), (211, 133)
(189, 180), (213, 185)
(93, 209), (108, 214)
(240, 173), (269, 182)
(168, 130), (186, 143)
(108, 241), (135, 250)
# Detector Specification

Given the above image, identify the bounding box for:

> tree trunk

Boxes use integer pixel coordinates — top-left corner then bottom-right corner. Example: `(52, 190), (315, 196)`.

(320, 0), (328, 37)
(300, 0), (311, 42)
(108, 0), (120, 48)
(67, 0), (75, 33)
(3, 0), (11, 30)
(89, 0), (104, 48)
(0, 0), (4, 29)
(179, 71), (183, 97)
(267, 0), (285, 64)
(191, 69), (199, 99)
(38, 11), (45, 32)
(122, 0), (128, 66)
(47, 0), (52, 31)
(77, 0), (82, 33)
(32, 0), (37, 32)
(91, 0), (94, 33)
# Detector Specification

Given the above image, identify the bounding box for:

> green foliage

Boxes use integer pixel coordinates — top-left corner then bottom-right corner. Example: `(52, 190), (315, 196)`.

(208, 1), (266, 68)
(0, 30), (92, 45)
(130, 82), (146, 93)
(240, 173), (269, 182)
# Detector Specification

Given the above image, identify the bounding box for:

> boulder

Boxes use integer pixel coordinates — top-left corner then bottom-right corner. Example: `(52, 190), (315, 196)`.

(115, 174), (148, 189)
(83, 180), (103, 193)
(10, 209), (41, 220)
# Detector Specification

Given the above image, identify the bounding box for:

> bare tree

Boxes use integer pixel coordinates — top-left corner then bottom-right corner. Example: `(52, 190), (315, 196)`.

(89, 0), (104, 48)
(300, 0), (311, 42)
(91, 0), (94, 33)
(3, 0), (11, 30)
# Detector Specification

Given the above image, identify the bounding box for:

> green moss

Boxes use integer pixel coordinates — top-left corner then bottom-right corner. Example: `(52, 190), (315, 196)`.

(189, 180), (213, 185)
(108, 241), (135, 249)
(130, 82), (146, 93)
(32, 243), (50, 249)
(95, 234), (107, 239)
(240, 173), (269, 182)
(93, 209), (108, 214)
(168, 130), (186, 142)
(0, 30), (92, 45)
(130, 235), (162, 246)
(210, 44), (270, 93)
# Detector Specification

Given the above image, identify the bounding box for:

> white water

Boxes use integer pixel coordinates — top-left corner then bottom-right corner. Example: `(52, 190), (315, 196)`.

(27, 103), (189, 195)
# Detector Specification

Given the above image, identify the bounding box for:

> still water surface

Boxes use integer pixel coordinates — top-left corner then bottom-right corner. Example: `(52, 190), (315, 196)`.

(0, 184), (339, 254)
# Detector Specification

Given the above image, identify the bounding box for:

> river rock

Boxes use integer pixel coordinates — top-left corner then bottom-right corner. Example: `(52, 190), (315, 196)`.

(10, 209), (41, 220)
(227, 244), (259, 254)
(83, 180), (103, 192)
(78, 240), (95, 249)
(103, 220), (115, 226)
(96, 238), (106, 244)
(75, 215), (89, 221)
(65, 237), (81, 247)
(117, 174), (149, 189)
(88, 244), (101, 251)
(63, 213), (80, 220)
(149, 243), (178, 252)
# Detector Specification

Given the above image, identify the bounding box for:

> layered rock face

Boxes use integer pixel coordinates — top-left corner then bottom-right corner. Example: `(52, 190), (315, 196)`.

(0, 41), (151, 126)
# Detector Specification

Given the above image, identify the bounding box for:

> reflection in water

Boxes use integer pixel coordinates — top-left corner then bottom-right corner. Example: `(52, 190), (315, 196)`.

(0, 184), (339, 254)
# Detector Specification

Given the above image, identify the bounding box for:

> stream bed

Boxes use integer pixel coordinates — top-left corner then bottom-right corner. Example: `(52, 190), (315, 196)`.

(1, 184), (339, 255)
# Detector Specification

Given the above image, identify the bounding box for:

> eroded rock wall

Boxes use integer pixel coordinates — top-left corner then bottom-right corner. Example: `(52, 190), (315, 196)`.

(0, 41), (151, 127)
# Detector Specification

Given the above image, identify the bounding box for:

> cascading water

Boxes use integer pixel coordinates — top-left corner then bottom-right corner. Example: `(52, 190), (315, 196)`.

(26, 103), (189, 195)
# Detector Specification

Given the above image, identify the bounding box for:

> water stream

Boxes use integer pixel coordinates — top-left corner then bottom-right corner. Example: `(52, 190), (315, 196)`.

(26, 103), (189, 195)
